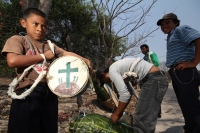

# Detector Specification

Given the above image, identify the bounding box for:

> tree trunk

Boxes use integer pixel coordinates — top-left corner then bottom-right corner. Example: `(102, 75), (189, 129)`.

(20, 0), (35, 11)
(66, 35), (72, 52)
(38, 0), (53, 16)
(20, 0), (52, 16)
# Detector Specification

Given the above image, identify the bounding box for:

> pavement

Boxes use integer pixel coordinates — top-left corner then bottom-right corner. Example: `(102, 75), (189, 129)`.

(155, 84), (185, 133)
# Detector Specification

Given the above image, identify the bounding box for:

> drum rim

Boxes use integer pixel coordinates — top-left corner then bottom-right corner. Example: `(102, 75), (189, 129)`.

(46, 55), (89, 97)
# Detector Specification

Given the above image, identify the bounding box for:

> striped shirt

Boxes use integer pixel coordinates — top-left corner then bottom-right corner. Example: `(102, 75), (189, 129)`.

(166, 25), (200, 67)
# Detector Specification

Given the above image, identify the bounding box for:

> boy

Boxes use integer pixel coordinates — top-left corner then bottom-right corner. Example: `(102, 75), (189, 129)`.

(96, 58), (168, 133)
(140, 44), (162, 118)
(157, 13), (200, 133)
(1, 8), (92, 133)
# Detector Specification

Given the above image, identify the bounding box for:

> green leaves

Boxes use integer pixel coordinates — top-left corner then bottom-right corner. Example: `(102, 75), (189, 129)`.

(69, 114), (134, 133)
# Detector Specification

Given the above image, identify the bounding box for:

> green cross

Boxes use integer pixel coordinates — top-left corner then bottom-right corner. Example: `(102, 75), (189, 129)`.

(58, 62), (78, 88)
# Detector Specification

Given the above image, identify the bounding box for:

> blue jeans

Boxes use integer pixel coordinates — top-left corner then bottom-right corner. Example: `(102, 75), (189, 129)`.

(132, 71), (168, 133)
(169, 67), (200, 133)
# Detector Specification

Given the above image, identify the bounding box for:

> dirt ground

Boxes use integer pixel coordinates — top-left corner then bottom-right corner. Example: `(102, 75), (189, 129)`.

(0, 77), (12, 89)
(0, 77), (137, 133)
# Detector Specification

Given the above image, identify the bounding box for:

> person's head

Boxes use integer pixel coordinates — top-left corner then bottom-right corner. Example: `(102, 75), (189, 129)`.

(140, 44), (149, 55)
(96, 67), (112, 87)
(20, 8), (48, 41)
(157, 13), (180, 34)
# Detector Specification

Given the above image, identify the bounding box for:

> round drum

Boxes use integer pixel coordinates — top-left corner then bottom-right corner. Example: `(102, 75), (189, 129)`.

(46, 56), (89, 97)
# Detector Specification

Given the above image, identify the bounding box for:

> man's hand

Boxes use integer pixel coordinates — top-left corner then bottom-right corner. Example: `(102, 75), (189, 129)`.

(43, 50), (55, 60)
(177, 39), (200, 70)
(85, 59), (93, 74)
(110, 101), (128, 124)
(111, 112), (122, 124)
(177, 61), (197, 70)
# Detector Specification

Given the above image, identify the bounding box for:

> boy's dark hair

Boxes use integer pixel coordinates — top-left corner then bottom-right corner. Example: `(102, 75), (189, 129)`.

(140, 44), (149, 49)
(23, 8), (46, 20)
(96, 67), (109, 87)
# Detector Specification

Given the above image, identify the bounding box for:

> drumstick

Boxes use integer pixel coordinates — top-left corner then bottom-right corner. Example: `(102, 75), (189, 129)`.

(89, 76), (95, 91)
(103, 84), (119, 107)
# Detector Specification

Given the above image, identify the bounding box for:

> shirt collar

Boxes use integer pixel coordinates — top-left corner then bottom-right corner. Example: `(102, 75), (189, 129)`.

(168, 28), (176, 35)
(167, 28), (176, 40)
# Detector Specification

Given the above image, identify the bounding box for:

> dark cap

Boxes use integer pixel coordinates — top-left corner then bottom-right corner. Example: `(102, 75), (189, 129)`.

(157, 13), (178, 26)
(96, 68), (105, 87)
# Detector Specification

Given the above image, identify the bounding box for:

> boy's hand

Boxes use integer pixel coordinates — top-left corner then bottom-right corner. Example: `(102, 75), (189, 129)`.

(44, 50), (55, 60)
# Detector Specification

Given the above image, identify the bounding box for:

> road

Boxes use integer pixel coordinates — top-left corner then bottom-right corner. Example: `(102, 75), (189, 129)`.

(155, 84), (185, 133)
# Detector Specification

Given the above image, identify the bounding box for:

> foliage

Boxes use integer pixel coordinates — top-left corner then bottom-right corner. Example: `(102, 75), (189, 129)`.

(0, 0), (24, 48)
(0, 0), (156, 74)
(45, 0), (101, 67)
(0, 0), (24, 77)
(45, 0), (125, 68)
(69, 114), (134, 133)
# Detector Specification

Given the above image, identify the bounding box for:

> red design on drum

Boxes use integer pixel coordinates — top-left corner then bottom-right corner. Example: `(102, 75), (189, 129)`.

(54, 82), (80, 96)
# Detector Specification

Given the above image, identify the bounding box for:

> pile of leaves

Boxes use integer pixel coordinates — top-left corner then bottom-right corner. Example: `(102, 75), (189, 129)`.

(69, 114), (134, 133)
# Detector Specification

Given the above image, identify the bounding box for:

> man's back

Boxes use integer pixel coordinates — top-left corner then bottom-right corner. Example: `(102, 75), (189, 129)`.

(140, 44), (159, 67)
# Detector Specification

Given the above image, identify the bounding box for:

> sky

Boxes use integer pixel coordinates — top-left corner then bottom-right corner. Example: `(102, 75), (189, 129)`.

(131, 0), (200, 69)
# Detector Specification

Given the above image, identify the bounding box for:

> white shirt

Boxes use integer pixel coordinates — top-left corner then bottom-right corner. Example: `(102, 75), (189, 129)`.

(109, 58), (153, 103)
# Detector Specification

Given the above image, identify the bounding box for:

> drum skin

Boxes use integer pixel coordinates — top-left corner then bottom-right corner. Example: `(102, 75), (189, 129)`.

(46, 56), (89, 97)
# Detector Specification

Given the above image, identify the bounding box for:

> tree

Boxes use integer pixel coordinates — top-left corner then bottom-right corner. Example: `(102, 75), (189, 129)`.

(0, 0), (102, 67)
(0, 0), (24, 76)
(19, 0), (35, 11)
(0, 0), (160, 70)
(19, 0), (52, 16)
(91, 0), (159, 67)
(46, 0), (100, 61)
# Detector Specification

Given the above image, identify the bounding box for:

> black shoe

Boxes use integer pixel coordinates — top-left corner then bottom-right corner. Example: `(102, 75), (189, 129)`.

(158, 114), (161, 118)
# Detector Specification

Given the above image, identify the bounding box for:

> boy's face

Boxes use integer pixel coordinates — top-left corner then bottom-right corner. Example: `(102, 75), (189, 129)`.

(160, 19), (177, 34)
(141, 47), (148, 54)
(20, 14), (47, 41)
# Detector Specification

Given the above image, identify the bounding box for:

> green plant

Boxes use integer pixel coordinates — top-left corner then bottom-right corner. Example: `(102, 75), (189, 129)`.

(69, 114), (134, 133)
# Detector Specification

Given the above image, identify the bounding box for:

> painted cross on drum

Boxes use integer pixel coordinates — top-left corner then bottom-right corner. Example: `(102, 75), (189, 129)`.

(58, 62), (78, 88)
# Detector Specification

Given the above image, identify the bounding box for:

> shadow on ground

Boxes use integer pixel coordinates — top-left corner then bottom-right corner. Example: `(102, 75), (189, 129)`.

(92, 99), (113, 112)
(0, 85), (9, 90)
(159, 126), (183, 133)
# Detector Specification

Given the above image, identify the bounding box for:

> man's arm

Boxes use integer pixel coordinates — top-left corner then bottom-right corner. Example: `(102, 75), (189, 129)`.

(193, 38), (200, 65)
(109, 69), (131, 123)
(150, 52), (159, 67)
(111, 101), (129, 123)
(177, 38), (200, 70)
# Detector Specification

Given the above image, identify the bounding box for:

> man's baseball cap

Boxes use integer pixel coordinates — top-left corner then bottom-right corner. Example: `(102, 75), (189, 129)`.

(96, 68), (105, 87)
(157, 13), (179, 26)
